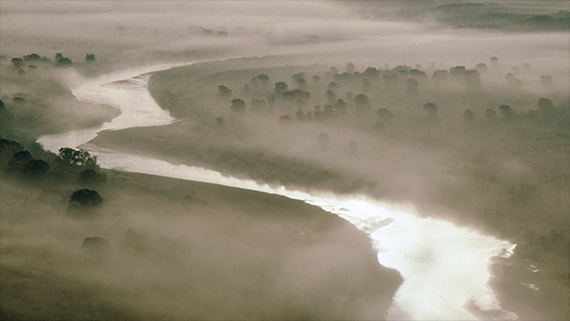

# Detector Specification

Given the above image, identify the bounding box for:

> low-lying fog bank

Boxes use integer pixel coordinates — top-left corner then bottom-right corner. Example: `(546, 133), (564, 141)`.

(0, 171), (401, 320)
(2, 1), (569, 320)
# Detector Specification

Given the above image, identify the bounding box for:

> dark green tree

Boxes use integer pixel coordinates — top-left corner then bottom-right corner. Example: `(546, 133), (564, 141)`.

(354, 94), (370, 111)
(70, 189), (103, 207)
(11, 58), (25, 68)
(218, 85), (232, 97)
(230, 99), (246, 112)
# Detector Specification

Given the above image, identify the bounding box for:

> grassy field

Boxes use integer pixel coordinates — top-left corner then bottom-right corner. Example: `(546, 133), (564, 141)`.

(0, 170), (401, 320)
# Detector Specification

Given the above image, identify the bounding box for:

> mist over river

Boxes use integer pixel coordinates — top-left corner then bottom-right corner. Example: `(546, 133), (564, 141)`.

(36, 63), (522, 320)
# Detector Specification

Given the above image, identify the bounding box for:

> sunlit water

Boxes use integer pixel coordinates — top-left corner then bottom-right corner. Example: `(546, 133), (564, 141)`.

(39, 64), (518, 320)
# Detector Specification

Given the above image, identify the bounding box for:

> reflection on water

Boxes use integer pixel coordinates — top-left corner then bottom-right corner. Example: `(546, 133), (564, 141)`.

(38, 64), (518, 321)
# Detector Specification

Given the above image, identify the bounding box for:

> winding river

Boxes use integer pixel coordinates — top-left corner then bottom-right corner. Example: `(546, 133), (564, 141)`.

(39, 62), (518, 320)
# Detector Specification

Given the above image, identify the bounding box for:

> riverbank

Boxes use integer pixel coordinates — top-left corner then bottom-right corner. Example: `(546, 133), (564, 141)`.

(0, 170), (401, 320)
(123, 58), (568, 319)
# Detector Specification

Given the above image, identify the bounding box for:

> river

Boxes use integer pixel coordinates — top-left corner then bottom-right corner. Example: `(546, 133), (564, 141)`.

(38, 62), (518, 321)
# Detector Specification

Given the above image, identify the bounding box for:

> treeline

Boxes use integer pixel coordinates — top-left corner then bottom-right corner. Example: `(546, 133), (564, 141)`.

(1, 52), (96, 75)
(213, 61), (567, 133)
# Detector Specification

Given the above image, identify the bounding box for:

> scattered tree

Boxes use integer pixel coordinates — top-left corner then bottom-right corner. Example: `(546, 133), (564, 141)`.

(70, 189), (103, 207)
(274, 82), (288, 94)
(475, 63), (488, 73)
(22, 159), (50, 177)
(376, 108), (394, 121)
(463, 109), (476, 122)
(406, 78), (419, 95)
(218, 85), (232, 97)
(85, 53), (96, 62)
(537, 98), (554, 115)
(499, 104), (514, 119)
(257, 74), (270, 85)
(230, 98), (246, 112)
(11, 58), (25, 68)
(540, 75), (552, 88)
(7, 150), (32, 172)
(58, 147), (98, 168)
(82, 237), (109, 252)
(79, 169), (107, 185)
(354, 94), (370, 111)
(423, 102), (439, 120)
(55, 53), (72, 66)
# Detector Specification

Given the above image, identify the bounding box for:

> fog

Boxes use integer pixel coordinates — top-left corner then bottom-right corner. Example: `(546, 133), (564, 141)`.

(1, 1), (569, 320)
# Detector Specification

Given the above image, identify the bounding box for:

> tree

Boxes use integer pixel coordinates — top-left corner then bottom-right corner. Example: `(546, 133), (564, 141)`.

(334, 99), (347, 115)
(326, 90), (336, 104)
(251, 98), (267, 110)
(296, 108), (306, 121)
(376, 108), (394, 121)
(80, 169), (107, 185)
(23, 53), (41, 61)
(362, 78), (372, 92)
(216, 117), (226, 126)
(449, 66), (467, 77)
(328, 82), (340, 92)
(463, 109), (476, 122)
(85, 53), (96, 62)
(22, 159), (50, 178)
(499, 104), (514, 119)
(465, 69), (481, 88)
(312, 75), (321, 84)
(0, 139), (23, 160)
(475, 63), (488, 73)
(431, 69), (448, 83)
(490, 56), (499, 67)
(55, 53), (72, 66)
(345, 62), (355, 73)
(256, 74), (270, 85)
(291, 73), (306, 88)
(274, 82), (288, 94)
(354, 94), (370, 111)
(82, 237), (109, 252)
(423, 102), (438, 120)
(58, 147), (98, 168)
(364, 67), (380, 79)
(406, 78), (419, 95)
(230, 99), (246, 112)
(283, 89), (310, 102)
(11, 58), (25, 68)
(70, 189), (103, 207)
(218, 85), (232, 97)
(7, 151), (32, 172)
(538, 98), (554, 115)
(540, 75), (552, 88)
(485, 109), (497, 120)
